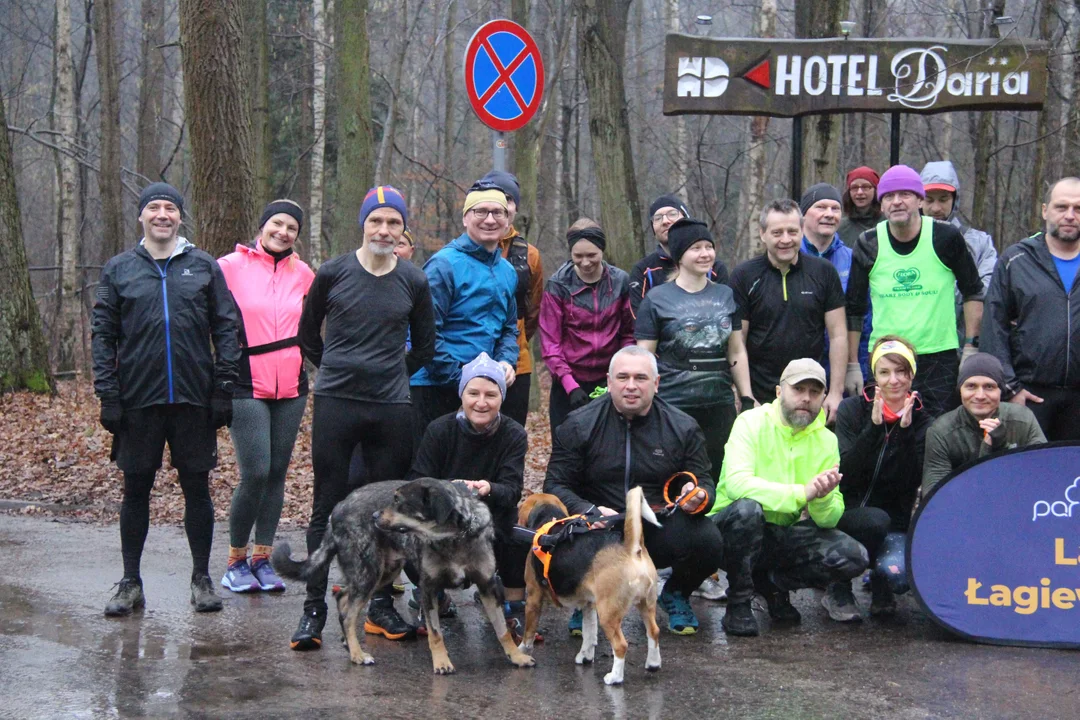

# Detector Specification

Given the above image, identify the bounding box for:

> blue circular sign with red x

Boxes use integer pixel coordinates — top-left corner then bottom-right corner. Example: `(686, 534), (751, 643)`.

(464, 20), (545, 133)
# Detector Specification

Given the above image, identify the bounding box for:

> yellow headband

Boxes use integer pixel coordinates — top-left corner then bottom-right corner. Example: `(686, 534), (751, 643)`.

(871, 340), (917, 377)
(462, 189), (508, 217)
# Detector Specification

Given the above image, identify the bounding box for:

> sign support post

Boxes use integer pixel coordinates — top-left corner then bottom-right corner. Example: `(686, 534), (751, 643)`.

(890, 112), (901, 166)
(493, 131), (507, 172)
(791, 116), (803, 199)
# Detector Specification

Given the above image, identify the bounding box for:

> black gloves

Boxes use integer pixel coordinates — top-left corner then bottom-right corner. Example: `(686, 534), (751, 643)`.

(211, 388), (234, 429)
(568, 388), (590, 409)
(739, 397), (757, 414)
(99, 400), (124, 434)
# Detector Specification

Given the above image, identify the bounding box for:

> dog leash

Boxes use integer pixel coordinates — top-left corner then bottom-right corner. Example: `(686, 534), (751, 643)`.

(657, 471), (708, 516)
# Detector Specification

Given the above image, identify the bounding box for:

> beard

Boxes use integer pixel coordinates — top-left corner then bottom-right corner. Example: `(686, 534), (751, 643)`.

(368, 239), (396, 256)
(1049, 222), (1080, 244)
(780, 401), (816, 429)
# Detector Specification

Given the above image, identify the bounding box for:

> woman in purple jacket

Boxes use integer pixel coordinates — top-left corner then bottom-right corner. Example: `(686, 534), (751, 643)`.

(539, 219), (635, 435)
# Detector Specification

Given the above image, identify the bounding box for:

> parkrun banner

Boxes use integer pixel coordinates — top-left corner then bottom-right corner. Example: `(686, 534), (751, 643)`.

(663, 35), (1048, 117)
(909, 444), (1080, 649)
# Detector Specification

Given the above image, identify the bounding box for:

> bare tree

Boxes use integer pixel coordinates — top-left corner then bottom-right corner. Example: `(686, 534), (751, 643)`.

(55, 0), (82, 371)
(736, 0), (777, 261)
(246, 0), (271, 206)
(333, 0), (376, 252)
(309, 0), (330, 267)
(178, 0), (256, 257)
(136, 0), (166, 182)
(576, 0), (644, 270)
(94, 0), (124, 256)
(0, 86), (54, 393)
(795, 0), (848, 186)
(664, 0), (689, 202)
(970, 0), (1007, 231)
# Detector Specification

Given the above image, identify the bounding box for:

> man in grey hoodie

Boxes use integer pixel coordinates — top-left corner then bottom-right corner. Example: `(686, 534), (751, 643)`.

(920, 161), (999, 345)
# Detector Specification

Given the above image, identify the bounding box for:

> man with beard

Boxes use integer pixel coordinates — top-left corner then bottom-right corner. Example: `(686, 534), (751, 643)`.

(292, 185), (436, 650)
(708, 358), (869, 636)
(980, 177), (1080, 441)
(844, 165), (984, 418)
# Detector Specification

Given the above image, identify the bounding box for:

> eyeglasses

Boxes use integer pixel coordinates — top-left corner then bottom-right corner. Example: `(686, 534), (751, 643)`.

(849, 182), (875, 192)
(651, 209), (683, 223)
(470, 208), (507, 221)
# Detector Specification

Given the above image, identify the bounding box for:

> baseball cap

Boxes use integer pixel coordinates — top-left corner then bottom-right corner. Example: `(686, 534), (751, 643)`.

(780, 358), (827, 387)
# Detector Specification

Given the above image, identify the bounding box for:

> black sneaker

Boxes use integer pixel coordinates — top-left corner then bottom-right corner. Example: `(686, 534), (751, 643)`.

(869, 574), (897, 617)
(291, 609), (326, 651)
(821, 582), (861, 623)
(720, 601), (759, 637)
(365, 595), (416, 640)
(413, 587), (457, 618)
(765, 591), (802, 624)
(190, 574), (223, 613)
(104, 577), (145, 617)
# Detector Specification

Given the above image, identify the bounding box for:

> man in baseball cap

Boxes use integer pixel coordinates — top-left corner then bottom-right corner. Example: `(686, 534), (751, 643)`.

(708, 357), (868, 636)
(843, 165), (985, 419)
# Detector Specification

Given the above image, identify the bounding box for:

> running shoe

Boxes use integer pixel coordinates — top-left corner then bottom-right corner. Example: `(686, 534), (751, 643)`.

(104, 577), (145, 617)
(568, 608), (583, 637)
(720, 601), (759, 636)
(190, 574), (224, 612)
(692, 574), (728, 602)
(657, 589), (699, 635)
(291, 609), (326, 651)
(221, 559), (261, 593)
(249, 557), (285, 592)
(822, 582), (862, 623)
(764, 591), (802, 624)
(365, 594), (416, 640)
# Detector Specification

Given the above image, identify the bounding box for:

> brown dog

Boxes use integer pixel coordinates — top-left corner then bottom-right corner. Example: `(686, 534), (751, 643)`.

(517, 488), (661, 685)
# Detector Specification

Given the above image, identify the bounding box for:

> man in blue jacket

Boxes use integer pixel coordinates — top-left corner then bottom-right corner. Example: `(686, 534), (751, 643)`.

(410, 183), (520, 431)
(92, 182), (239, 617)
(800, 183), (872, 383)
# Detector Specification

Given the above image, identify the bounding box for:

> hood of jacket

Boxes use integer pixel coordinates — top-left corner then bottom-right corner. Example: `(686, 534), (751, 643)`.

(449, 232), (502, 266)
(920, 161), (961, 196)
(801, 233), (846, 259)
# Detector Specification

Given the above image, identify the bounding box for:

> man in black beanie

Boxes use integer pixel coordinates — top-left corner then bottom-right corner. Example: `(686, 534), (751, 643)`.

(92, 181), (240, 617)
(629, 194), (729, 318)
(922, 352), (1045, 493)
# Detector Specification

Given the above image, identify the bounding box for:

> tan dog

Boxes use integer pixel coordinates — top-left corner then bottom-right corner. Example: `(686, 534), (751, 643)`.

(517, 488), (661, 685)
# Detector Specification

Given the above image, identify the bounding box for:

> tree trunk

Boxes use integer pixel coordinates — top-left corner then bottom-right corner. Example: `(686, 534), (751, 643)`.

(576, 0), (643, 271)
(94, 0), (124, 257)
(736, 0), (777, 262)
(971, 0), (1007, 231)
(510, 0), (537, 238)
(375, 0), (409, 186)
(1066, 0), (1080, 178)
(0, 87), (54, 393)
(795, 0), (849, 186)
(55, 0), (81, 372)
(309, 0), (329, 267)
(1030, 0), (1056, 232)
(664, 0), (688, 203)
(245, 0), (272, 207)
(332, 0), (375, 253)
(178, 0), (256, 257)
(136, 0), (165, 182)
(440, 0), (457, 243)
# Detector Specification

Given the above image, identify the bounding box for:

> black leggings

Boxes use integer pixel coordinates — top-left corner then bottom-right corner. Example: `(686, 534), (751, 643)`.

(643, 508), (725, 597)
(121, 470), (214, 580)
(304, 396), (415, 614)
(501, 372), (531, 429)
(681, 404), (737, 478)
(548, 378), (605, 437)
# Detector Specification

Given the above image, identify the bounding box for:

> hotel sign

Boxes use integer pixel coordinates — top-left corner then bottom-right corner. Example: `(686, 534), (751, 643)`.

(663, 35), (1048, 117)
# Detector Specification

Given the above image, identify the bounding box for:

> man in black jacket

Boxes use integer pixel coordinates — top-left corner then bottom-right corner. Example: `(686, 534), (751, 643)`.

(981, 177), (1080, 441)
(92, 182), (240, 617)
(544, 345), (723, 635)
(629, 194), (729, 318)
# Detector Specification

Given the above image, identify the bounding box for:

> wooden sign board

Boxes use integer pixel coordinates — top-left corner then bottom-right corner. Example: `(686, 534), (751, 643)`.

(663, 35), (1048, 117)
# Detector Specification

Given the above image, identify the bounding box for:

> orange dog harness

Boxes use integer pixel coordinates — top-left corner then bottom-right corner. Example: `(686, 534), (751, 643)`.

(530, 514), (593, 607)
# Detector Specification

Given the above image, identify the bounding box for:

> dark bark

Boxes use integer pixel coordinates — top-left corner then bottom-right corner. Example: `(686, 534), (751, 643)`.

(178, 0), (256, 257)
(971, 0), (1007, 232)
(245, 0), (271, 207)
(795, 0), (849, 185)
(94, 0), (124, 257)
(136, 0), (165, 182)
(0, 87), (55, 393)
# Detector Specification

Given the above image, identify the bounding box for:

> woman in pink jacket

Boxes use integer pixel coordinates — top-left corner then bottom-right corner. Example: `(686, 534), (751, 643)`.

(217, 200), (315, 593)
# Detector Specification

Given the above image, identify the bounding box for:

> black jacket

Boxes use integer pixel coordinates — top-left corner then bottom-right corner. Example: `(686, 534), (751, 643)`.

(835, 393), (931, 531)
(981, 233), (1080, 394)
(543, 394), (714, 514)
(92, 242), (240, 409)
(629, 244), (729, 318)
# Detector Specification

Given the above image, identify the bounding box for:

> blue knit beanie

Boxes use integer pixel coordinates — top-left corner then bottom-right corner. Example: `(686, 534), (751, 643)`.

(359, 185), (408, 229)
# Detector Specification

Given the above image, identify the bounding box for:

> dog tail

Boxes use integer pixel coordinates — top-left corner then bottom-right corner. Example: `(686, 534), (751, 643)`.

(270, 527), (339, 582)
(623, 486), (660, 557)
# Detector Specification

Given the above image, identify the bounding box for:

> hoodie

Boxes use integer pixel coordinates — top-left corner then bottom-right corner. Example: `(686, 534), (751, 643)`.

(919, 161), (998, 297)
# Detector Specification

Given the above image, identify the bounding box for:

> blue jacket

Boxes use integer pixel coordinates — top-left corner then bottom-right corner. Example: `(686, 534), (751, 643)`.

(411, 233), (519, 387)
(802, 234), (872, 381)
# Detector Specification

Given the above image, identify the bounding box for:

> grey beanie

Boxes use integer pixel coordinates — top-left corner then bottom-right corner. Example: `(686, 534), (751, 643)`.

(958, 353), (1005, 389)
(139, 182), (184, 215)
(799, 183), (843, 215)
(458, 352), (507, 399)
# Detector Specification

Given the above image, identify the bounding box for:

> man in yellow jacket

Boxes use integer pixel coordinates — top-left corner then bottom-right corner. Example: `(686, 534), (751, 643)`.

(708, 358), (868, 637)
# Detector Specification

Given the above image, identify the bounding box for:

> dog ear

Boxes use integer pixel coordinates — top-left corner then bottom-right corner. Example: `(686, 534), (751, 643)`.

(428, 484), (459, 526)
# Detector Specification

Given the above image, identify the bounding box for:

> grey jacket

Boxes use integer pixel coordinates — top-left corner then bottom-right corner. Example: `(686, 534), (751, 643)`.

(919, 161), (998, 295)
(922, 402), (1046, 494)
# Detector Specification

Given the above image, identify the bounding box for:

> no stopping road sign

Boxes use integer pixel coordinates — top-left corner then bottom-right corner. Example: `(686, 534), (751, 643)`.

(464, 20), (545, 133)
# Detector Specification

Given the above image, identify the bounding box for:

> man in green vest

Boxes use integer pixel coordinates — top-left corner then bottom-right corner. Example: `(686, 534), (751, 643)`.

(843, 165), (985, 418)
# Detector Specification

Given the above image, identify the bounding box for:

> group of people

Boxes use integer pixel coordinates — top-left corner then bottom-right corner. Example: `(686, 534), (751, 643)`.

(91, 161), (1079, 648)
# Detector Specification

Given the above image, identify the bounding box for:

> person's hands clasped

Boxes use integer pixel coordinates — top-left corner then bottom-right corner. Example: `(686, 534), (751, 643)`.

(978, 418), (1001, 446)
(898, 392), (916, 428)
(805, 466), (842, 502)
(870, 388), (885, 426)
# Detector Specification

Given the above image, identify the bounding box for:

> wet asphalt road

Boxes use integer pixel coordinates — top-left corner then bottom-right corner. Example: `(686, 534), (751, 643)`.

(1, 514), (1079, 719)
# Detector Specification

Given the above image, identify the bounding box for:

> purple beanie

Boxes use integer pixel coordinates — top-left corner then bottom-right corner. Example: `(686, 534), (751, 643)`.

(359, 185), (408, 229)
(877, 165), (925, 200)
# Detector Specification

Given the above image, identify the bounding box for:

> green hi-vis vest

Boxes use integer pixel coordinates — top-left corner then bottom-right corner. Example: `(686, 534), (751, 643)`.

(869, 219), (958, 354)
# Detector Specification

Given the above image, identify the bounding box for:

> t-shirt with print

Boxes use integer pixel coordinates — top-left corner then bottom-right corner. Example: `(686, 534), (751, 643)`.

(634, 280), (740, 408)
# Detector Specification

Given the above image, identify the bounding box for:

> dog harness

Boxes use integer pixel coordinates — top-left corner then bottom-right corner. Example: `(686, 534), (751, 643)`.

(528, 514), (598, 607)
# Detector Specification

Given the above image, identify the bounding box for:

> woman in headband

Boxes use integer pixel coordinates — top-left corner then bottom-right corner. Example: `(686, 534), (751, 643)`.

(830, 334), (933, 619)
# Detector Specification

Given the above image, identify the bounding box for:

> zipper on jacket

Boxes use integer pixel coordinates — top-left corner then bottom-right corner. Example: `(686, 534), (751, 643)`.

(158, 258), (176, 403)
(623, 418), (632, 498)
(860, 425), (891, 508)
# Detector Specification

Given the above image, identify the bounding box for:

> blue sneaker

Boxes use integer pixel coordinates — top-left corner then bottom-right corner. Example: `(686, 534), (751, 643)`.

(568, 608), (583, 637)
(221, 559), (261, 593)
(658, 589), (699, 635)
(250, 557), (285, 591)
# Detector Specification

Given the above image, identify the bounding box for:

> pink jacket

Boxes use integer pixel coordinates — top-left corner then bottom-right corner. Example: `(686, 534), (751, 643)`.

(218, 241), (315, 399)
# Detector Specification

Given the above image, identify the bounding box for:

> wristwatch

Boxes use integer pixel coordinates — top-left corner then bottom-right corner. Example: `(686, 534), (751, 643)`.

(218, 380), (235, 394)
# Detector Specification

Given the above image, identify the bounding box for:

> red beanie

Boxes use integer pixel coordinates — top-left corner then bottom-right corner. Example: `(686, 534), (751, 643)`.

(846, 166), (880, 189)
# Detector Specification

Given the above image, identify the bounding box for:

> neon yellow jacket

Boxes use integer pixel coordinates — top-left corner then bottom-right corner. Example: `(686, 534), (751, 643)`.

(708, 400), (844, 528)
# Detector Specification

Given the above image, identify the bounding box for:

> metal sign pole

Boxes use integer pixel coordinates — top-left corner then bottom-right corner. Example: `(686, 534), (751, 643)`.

(890, 112), (901, 166)
(791, 116), (803, 199)
(493, 131), (507, 172)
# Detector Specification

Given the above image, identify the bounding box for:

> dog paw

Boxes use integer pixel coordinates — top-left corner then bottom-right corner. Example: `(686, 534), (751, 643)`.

(350, 652), (375, 666)
(508, 651), (535, 668)
(603, 671), (624, 686)
(574, 650), (595, 665)
(433, 661), (456, 675)
(517, 641), (533, 653)
(645, 661), (661, 672)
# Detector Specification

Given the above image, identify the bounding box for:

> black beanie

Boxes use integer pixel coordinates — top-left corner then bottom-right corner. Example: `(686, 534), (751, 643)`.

(567, 226), (607, 252)
(799, 183), (843, 215)
(649, 194), (691, 223)
(666, 218), (713, 266)
(957, 352), (1006, 389)
(139, 182), (184, 215)
(259, 200), (304, 233)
